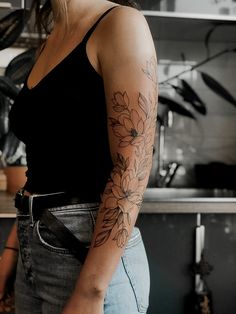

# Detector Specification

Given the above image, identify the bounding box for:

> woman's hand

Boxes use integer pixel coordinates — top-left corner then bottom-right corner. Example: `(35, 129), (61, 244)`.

(61, 292), (104, 314)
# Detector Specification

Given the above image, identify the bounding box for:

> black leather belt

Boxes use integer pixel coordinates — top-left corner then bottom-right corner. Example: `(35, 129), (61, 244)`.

(15, 189), (99, 263)
(15, 189), (99, 215)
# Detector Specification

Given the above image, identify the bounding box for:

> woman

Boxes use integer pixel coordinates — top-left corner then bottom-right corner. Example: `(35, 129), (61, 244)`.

(0, 0), (158, 313)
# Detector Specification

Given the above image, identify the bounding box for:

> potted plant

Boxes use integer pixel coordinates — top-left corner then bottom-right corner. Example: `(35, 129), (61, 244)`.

(0, 8), (36, 194)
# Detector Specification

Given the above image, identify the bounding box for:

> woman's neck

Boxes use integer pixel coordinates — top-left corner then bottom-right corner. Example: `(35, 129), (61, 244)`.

(51, 0), (108, 26)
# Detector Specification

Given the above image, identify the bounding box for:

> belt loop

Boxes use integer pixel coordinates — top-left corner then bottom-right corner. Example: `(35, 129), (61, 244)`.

(29, 195), (35, 227)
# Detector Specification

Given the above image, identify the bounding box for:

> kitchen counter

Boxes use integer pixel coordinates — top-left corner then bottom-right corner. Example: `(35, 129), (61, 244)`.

(0, 189), (236, 217)
(0, 191), (16, 217)
(141, 188), (236, 213)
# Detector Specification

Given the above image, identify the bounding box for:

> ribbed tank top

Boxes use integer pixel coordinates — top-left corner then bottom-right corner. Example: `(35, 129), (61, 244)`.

(9, 6), (117, 197)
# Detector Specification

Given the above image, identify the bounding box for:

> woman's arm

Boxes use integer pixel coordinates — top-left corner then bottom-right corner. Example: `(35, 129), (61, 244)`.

(63, 7), (158, 313)
(0, 222), (19, 300)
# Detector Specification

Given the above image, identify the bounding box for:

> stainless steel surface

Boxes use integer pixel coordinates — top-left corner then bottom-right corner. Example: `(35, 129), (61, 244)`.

(142, 10), (236, 21)
(144, 188), (236, 200)
(142, 188), (236, 213)
(142, 200), (236, 213)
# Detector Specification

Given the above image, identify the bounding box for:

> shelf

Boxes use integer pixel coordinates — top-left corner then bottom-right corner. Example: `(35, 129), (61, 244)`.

(1, 8), (236, 47)
(142, 10), (236, 42)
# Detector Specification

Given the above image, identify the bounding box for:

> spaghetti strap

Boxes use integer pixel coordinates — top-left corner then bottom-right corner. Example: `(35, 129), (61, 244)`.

(82, 6), (119, 44)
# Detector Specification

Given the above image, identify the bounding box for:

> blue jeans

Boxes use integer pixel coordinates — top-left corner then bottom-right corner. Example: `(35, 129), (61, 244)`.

(15, 202), (150, 313)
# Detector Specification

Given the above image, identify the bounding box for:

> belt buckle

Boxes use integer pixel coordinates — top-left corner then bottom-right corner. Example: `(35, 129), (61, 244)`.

(15, 188), (24, 200)
(28, 195), (36, 227)
(15, 189), (35, 227)
(14, 188), (25, 209)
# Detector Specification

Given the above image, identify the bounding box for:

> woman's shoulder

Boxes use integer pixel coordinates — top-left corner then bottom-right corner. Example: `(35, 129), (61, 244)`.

(105, 5), (148, 29)
(98, 5), (154, 58)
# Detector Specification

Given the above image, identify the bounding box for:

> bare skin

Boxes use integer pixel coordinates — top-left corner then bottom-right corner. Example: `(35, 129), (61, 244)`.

(0, 1), (158, 313)
(0, 223), (19, 300)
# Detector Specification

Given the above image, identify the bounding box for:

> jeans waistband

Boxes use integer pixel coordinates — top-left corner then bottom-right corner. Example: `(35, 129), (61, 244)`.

(15, 189), (99, 222)
(15, 189), (94, 263)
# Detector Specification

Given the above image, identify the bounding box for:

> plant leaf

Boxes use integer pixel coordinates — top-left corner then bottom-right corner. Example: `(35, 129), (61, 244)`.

(0, 9), (30, 50)
(5, 47), (36, 85)
(200, 71), (236, 106)
(170, 81), (207, 115)
(0, 131), (26, 166)
(158, 95), (196, 120)
(0, 76), (19, 100)
(180, 79), (207, 115)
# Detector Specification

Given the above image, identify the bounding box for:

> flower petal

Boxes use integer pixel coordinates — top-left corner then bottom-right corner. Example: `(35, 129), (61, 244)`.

(105, 197), (118, 209)
(112, 185), (124, 199)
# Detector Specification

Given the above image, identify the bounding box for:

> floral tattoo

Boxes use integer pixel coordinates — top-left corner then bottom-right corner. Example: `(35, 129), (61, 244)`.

(94, 57), (158, 248)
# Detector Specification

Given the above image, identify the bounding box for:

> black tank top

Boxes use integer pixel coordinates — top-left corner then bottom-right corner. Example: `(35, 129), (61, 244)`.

(9, 6), (117, 197)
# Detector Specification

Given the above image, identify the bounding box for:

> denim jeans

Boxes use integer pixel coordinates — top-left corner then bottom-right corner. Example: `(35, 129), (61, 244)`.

(15, 202), (150, 314)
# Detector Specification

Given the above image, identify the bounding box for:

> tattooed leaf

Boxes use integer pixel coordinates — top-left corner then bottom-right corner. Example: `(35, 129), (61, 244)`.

(104, 208), (119, 221)
(137, 119), (145, 133)
(123, 92), (129, 106)
(145, 132), (153, 146)
(94, 230), (111, 247)
(126, 213), (131, 225)
(103, 180), (114, 195)
(117, 212), (124, 227)
(138, 169), (148, 181)
(134, 159), (138, 174)
(120, 141), (130, 148)
(138, 93), (149, 118)
(112, 164), (123, 178)
(113, 105), (126, 112)
(117, 153), (129, 171)
(143, 69), (153, 82)
(113, 228), (129, 248)
(137, 199), (143, 209)
(135, 145), (142, 157)
(103, 219), (116, 228)
(109, 117), (120, 127)
(142, 57), (157, 84)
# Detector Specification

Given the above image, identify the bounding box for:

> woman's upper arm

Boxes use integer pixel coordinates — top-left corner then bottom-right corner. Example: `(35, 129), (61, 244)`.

(99, 7), (158, 163)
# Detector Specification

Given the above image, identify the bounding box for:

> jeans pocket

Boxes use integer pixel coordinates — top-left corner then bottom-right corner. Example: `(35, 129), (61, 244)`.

(35, 204), (99, 254)
(122, 228), (150, 313)
(36, 220), (72, 254)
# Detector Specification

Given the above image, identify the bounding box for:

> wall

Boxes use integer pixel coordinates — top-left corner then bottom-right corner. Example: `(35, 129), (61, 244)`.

(147, 23), (236, 188)
(136, 212), (236, 314)
(176, 0), (236, 15)
(138, 0), (236, 15)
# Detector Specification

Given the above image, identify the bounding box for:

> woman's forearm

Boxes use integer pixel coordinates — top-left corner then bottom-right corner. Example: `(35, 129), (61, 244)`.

(4, 221), (19, 249)
(74, 176), (146, 299)
(0, 221), (19, 299)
